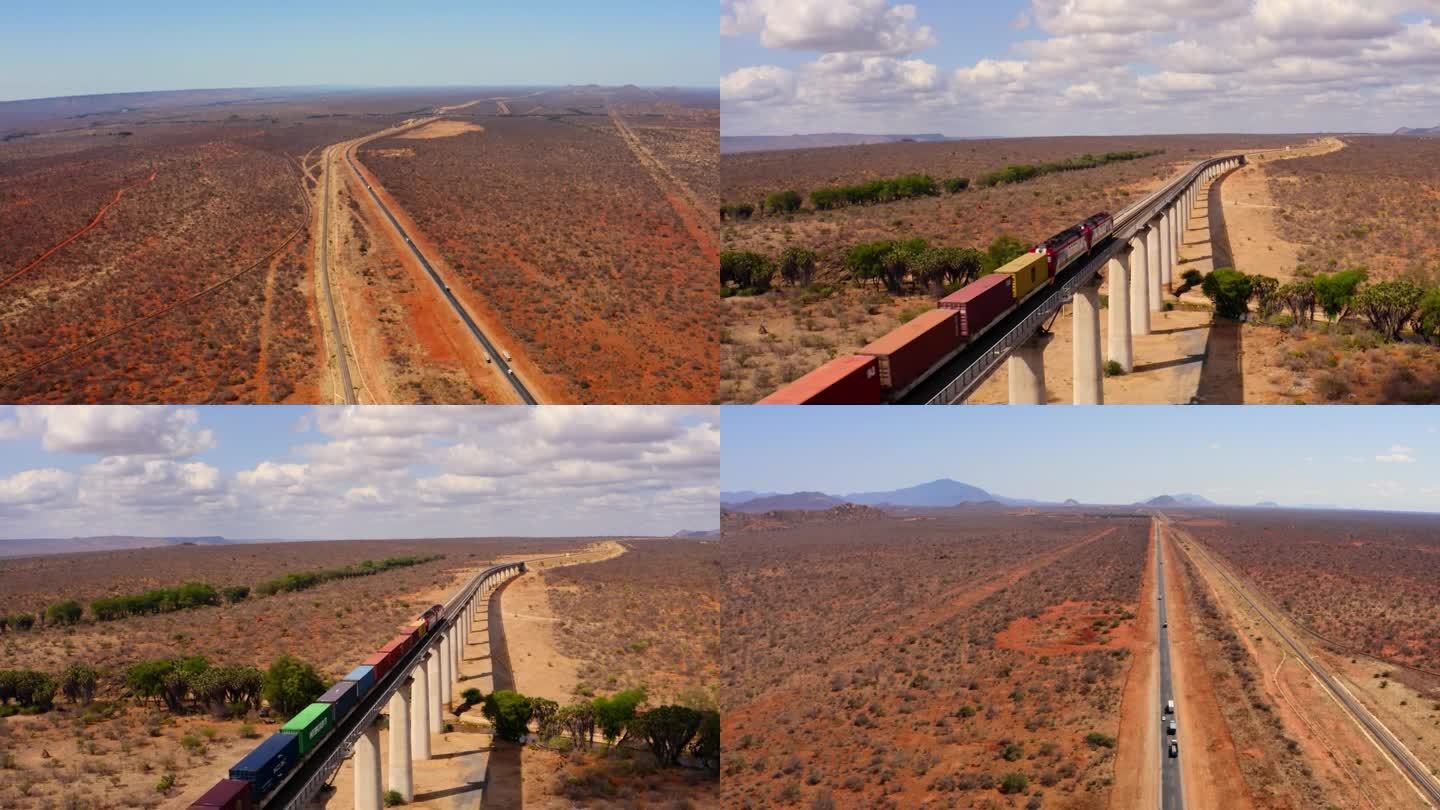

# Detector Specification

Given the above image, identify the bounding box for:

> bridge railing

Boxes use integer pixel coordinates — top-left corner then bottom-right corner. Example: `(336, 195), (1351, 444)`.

(922, 154), (1245, 404)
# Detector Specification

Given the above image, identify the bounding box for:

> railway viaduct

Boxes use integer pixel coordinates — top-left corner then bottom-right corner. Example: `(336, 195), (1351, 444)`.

(1008, 156), (1243, 405)
(910, 154), (1246, 405)
(267, 561), (526, 810)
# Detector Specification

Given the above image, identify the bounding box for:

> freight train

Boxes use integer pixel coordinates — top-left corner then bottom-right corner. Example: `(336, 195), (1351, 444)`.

(760, 211), (1115, 405)
(187, 604), (446, 810)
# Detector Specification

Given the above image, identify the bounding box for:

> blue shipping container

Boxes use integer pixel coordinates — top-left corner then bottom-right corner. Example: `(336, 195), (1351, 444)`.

(229, 732), (300, 799)
(318, 680), (360, 720)
(343, 665), (376, 699)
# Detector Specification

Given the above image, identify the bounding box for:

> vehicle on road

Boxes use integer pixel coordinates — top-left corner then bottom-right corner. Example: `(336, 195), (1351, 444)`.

(1169, 740), (1179, 757)
(1165, 699), (1175, 714)
(1168, 720), (1176, 735)
(1162, 621), (1167, 628)
(503, 350), (512, 362)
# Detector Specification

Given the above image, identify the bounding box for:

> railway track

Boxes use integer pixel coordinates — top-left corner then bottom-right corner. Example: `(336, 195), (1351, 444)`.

(1167, 518), (1440, 808)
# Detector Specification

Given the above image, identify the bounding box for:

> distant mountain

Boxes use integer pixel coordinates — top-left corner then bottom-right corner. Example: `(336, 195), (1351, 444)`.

(672, 529), (720, 539)
(1140, 493), (1215, 507)
(720, 490), (779, 505)
(1063, 498), (1081, 506)
(721, 132), (952, 154)
(726, 491), (846, 513)
(843, 478), (997, 506)
(0, 535), (231, 558)
(1394, 124), (1440, 136)
(1254, 501), (1281, 508)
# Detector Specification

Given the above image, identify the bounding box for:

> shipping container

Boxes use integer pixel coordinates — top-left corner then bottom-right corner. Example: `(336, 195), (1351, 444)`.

(317, 680), (360, 721)
(361, 651), (391, 682)
(229, 733), (300, 799)
(758, 355), (882, 405)
(993, 252), (1049, 302)
(343, 665), (376, 699)
(859, 308), (962, 395)
(189, 779), (254, 810)
(281, 702), (335, 755)
(939, 273), (1014, 337)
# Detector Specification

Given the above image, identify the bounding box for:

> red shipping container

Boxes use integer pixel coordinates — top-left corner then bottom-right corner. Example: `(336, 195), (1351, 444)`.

(859, 308), (962, 393)
(939, 274), (1015, 337)
(362, 651), (391, 681)
(190, 779), (254, 810)
(758, 355), (882, 404)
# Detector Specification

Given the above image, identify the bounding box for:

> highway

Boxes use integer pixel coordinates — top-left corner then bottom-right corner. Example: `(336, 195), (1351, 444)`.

(1155, 519), (1184, 810)
(1169, 517), (1440, 808)
(341, 141), (538, 404)
(316, 145), (357, 404)
(902, 153), (1244, 404)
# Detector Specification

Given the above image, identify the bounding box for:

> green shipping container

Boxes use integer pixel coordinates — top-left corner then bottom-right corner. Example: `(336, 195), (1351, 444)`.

(995, 252), (1049, 302)
(281, 702), (335, 754)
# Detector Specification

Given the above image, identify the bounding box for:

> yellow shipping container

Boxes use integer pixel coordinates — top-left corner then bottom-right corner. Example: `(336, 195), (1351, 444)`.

(994, 252), (1050, 301)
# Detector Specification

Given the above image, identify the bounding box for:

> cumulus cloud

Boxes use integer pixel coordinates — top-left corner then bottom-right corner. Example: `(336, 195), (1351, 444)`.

(0, 468), (76, 513)
(722, 0), (1440, 135)
(722, 0), (937, 55)
(14, 406), (213, 458)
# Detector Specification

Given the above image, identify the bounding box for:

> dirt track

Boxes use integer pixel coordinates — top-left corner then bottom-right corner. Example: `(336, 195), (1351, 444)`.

(1112, 523), (1160, 808)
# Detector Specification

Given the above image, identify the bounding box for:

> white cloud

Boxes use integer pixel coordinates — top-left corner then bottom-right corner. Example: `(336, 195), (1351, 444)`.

(0, 468), (76, 513)
(16, 406), (214, 458)
(721, 66), (798, 105)
(722, 0), (938, 55)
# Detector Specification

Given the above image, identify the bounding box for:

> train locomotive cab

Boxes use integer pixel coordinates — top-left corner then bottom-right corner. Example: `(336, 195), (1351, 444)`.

(1034, 226), (1086, 277)
(1079, 212), (1115, 249)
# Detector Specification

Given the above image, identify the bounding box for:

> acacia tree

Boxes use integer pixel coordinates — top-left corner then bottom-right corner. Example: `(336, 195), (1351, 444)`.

(60, 664), (98, 706)
(593, 688), (646, 750)
(1412, 288), (1440, 344)
(1276, 279), (1316, 327)
(777, 247), (817, 287)
(1313, 269), (1367, 322)
(481, 690), (535, 742)
(635, 705), (703, 767)
(531, 697), (561, 740)
(1354, 280), (1424, 340)
(262, 655), (325, 717)
(558, 702), (596, 750)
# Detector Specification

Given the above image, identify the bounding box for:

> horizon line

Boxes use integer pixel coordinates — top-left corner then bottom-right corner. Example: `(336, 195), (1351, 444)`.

(0, 82), (721, 105)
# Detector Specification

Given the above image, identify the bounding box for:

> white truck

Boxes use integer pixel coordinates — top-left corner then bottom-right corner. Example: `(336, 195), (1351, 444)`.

(1165, 699), (1175, 714)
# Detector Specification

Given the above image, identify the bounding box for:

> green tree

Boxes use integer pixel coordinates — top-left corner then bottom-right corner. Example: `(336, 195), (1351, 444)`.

(983, 234), (1027, 272)
(1413, 287), (1440, 343)
(1276, 279), (1316, 327)
(45, 600), (83, 626)
(844, 241), (898, 286)
(558, 702), (597, 750)
(482, 690), (535, 742)
(719, 251), (774, 292)
(1249, 275), (1280, 319)
(777, 247), (818, 287)
(634, 705), (703, 767)
(691, 709), (720, 770)
(1354, 280), (1424, 340)
(593, 688), (646, 748)
(1313, 268), (1367, 321)
(943, 177), (970, 193)
(262, 655), (326, 718)
(530, 697), (561, 739)
(60, 664), (98, 706)
(1202, 268), (1254, 319)
(764, 190), (803, 215)
(221, 586), (250, 604)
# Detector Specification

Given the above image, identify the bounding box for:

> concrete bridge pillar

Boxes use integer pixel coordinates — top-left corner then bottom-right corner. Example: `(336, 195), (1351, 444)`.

(439, 632), (453, 708)
(353, 717), (383, 810)
(1106, 251), (1133, 372)
(1129, 235), (1150, 336)
(1158, 209), (1170, 290)
(427, 648), (443, 733)
(1072, 280), (1103, 404)
(1007, 332), (1051, 404)
(387, 679), (414, 801)
(410, 661), (431, 760)
(1146, 222), (1162, 313)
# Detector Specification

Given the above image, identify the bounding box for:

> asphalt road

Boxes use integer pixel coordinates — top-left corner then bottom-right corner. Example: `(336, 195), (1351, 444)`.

(342, 140), (538, 404)
(1156, 520), (1184, 810)
(317, 146), (356, 404)
(1175, 519), (1440, 807)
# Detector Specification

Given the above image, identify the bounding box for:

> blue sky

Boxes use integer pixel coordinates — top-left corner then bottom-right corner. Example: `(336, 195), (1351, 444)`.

(721, 0), (1440, 136)
(0, 1), (716, 101)
(722, 406), (1440, 512)
(0, 406), (719, 540)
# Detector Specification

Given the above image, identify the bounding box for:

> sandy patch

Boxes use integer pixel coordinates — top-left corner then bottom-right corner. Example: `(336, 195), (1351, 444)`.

(397, 121), (486, 140)
(367, 147), (414, 158)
